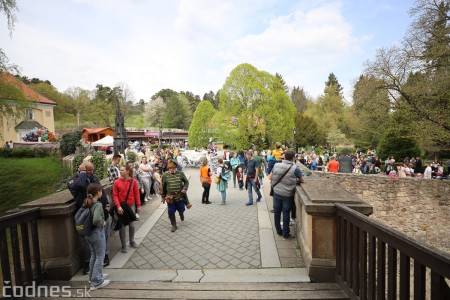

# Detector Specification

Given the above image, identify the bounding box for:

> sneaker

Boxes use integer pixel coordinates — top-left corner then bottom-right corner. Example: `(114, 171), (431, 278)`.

(89, 273), (109, 283)
(144, 198), (149, 202)
(82, 263), (89, 275)
(103, 255), (110, 267)
(256, 197), (262, 202)
(90, 279), (110, 291)
(135, 213), (140, 221)
(290, 218), (296, 226)
(245, 201), (253, 206)
(283, 234), (295, 240)
(205, 201), (212, 204)
(121, 245), (127, 253)
(130, 241), (138, 248)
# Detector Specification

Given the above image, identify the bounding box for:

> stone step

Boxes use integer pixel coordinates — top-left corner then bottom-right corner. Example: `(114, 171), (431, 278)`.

(30, 281), (349, 299)
(69, 268), (310, 283)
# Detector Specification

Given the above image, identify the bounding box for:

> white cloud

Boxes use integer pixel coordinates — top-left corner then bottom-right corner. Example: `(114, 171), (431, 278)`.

(0, 0), (411, 102)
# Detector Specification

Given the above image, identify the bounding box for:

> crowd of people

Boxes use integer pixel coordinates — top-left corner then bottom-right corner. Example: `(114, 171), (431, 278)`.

(296, 148), (448, 180)
(70, 141), (449, 291)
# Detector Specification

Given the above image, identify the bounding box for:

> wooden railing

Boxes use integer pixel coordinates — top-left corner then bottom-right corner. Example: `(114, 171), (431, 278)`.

(336, 204), (450, 300)
(0, 208), (43, 296)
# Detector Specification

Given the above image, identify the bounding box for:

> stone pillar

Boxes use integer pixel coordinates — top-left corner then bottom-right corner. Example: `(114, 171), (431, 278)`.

(295, 179), (372, 282)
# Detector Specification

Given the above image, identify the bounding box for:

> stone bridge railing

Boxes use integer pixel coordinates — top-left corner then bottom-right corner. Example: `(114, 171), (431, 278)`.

(313, 172), (449, 254)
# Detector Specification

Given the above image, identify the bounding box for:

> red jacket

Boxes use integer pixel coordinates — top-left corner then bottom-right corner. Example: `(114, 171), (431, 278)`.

(112, 177), (140, 209)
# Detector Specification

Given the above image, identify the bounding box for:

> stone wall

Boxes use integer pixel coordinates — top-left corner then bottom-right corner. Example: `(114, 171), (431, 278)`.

(314, 172), (450, 253)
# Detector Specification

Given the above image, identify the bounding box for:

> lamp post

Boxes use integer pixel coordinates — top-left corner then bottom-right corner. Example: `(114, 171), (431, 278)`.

(293, 127), (296, 153)
(159, 124), (162, 147)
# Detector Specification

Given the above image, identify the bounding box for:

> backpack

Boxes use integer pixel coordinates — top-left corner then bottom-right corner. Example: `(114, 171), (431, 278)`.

(74, 202), (97, 236)
(68, 172), (89, 208)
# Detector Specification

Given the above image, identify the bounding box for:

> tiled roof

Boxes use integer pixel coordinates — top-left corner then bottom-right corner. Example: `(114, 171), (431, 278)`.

(0, 72), (56, 105)
(82, 127), (113, 134)
(15, 120), (44, 130)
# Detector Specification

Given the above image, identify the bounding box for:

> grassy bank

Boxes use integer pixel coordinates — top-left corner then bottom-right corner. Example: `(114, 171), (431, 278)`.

(0, 157), (63, 214)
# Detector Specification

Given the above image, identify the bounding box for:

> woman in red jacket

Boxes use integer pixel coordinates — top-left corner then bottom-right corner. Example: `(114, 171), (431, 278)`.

(113, 164), (140, 253)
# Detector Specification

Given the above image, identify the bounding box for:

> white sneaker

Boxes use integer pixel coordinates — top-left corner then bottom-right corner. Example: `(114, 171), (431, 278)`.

(135, 213), (139, 221)
(144, 198), (149, 202)
(89, 273), (109, 283)
(90, 279), (110, 291)
(290, 218), (296, 225)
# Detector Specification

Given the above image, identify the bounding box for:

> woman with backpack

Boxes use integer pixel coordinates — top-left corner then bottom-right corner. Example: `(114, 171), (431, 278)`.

(216, 158), (231, 205)
(84, 183), (110, 290)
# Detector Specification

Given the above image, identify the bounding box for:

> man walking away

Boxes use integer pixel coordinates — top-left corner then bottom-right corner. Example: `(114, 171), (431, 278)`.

(269, 150), (303, 240)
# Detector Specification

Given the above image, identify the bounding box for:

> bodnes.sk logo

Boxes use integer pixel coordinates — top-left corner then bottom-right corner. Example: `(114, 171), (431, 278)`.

(2, 281), (91, 298)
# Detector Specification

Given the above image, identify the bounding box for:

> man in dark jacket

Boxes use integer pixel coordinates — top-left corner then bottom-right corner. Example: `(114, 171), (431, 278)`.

(338, 149), (353, 173)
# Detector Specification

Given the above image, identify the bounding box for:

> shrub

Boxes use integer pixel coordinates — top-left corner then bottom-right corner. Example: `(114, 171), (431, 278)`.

(72, 153), (85, 174)
(0, 147), (53, 158)
(127, 151), (137, 162)
(91, 152), (106, 180)
(60, 131), (82, 156)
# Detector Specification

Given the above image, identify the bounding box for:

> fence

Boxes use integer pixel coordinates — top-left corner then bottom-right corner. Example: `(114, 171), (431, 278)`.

(336, 204), (450, 299)
(0, 208), (43, 297)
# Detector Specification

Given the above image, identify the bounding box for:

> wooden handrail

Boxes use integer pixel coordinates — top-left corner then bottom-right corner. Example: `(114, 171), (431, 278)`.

(335, 204), (450, 299)
(0, 207), (43, 297)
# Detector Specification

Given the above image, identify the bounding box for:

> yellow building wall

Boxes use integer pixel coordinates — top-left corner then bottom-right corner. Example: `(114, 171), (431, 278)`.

(0, 103), (55, 146)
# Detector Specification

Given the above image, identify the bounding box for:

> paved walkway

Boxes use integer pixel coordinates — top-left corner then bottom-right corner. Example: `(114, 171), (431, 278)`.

(71, 167), (307, 283)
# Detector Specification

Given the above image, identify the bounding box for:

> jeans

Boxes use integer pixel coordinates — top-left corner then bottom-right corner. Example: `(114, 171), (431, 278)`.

(141, 176), (152, 197)
(232, 168), (238, 186)
(119, 205), (136, 246)
(86, 227), (106, 286)
(273, 193), (293, 238)
(84, 217), (110, 262)
(247, 177), (262, 202)
(220, 190), (226, 203)
(104, 217), (110, 255)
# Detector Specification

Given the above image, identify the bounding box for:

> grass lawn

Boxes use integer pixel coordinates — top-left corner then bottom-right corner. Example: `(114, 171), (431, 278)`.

(0, 157), (63, 214)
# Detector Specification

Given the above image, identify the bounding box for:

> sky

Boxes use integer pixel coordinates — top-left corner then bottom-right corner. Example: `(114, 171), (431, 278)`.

(1, 0), (415, 103)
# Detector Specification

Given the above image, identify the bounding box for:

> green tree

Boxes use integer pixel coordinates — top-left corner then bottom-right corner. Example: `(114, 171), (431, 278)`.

(188, 100), (217, 147)
(377, 112), (421, 161)
(351, 75), (391, 149)
(145, 96), (166, 127)
(203, 90), (219, 109)
(365, 0), (450, 150)
(294, 112), (325, 147)
(324, 72), (343, 96)
(291, 86), (309, 113)
(219, 63), (295, 149)
(180, 91), (201, 114)
(315, 85), (346, 132)
(0, 0), (19, 73)
(276, 72), (289, 94)
(65, 87), (90, 127)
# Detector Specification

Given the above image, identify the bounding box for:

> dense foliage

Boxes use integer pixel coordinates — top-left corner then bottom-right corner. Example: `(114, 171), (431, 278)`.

(60, 131), (82, 156)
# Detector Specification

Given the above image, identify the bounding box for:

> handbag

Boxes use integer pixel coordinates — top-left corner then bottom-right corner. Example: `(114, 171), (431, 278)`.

(270, 165), (294, 196)
(214, 177), (220, 184)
